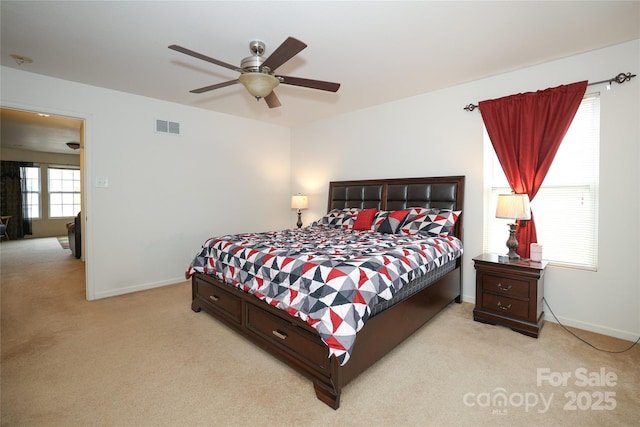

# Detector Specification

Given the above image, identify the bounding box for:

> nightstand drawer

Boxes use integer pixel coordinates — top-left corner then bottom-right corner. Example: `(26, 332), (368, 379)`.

(482, 274), (529, 299)
(482, 293), (529, 319)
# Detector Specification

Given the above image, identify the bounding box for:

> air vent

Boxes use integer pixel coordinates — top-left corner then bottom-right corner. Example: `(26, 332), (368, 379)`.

(155, 119), (180, 135)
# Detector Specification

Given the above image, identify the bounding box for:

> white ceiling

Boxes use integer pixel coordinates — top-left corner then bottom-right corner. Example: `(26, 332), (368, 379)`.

(1, 1), (639, 151)
(1, 108), (82, 154)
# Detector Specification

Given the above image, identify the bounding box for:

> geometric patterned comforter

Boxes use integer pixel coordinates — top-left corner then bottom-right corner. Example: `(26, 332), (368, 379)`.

(186, 225), (463, 365)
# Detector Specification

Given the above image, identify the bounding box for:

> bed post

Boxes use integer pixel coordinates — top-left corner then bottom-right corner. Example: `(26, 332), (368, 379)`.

(313, 357), (342, 409)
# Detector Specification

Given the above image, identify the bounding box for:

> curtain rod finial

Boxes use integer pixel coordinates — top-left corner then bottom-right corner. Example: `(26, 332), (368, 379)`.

(464, 104), (479, 112)
(613, 72), (636, 84)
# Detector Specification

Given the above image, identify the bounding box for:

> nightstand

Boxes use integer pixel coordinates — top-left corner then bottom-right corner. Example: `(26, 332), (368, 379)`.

(473, 253), (548, 338)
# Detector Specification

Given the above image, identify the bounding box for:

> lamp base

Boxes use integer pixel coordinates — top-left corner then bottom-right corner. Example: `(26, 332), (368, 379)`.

(505, 223), (520, 259)
(506, 251), (520, 260)
(296, 211), (303, 229)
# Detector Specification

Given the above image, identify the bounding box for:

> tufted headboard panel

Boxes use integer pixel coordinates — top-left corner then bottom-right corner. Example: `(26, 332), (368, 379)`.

(329, 184), (384, 210)
(328, 176), (465, 238)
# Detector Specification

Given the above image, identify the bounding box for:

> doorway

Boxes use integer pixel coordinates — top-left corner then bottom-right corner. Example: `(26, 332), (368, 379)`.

(0, 106), (89, 298)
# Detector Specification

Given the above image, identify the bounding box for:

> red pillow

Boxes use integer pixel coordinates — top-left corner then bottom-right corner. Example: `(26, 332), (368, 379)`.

(352, 208), (377, 231)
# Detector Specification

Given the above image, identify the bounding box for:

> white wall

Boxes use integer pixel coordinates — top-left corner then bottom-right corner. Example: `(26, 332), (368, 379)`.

(1, 67), (292, 299)
(291, 40), (640, 341)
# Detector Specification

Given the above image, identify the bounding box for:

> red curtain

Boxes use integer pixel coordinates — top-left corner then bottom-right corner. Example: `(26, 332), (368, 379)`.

(479, 81), (587, 258)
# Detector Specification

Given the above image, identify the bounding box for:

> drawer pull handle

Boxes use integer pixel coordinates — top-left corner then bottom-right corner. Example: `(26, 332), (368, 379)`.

(209, 295), (220, 302)
(497, 301), (512, 311)
(497, 283), (512, 291)
(272, 329), (288, 340)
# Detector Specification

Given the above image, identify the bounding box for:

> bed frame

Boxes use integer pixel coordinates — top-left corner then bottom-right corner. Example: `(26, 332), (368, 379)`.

(191, 176), (464, 409)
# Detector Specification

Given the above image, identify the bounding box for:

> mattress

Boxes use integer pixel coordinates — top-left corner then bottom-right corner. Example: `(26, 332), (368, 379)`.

(370, 257), (457, 316)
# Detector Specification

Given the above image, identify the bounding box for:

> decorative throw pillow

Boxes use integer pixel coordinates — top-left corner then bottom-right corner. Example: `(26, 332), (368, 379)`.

(323, 207), (360, 229)
(398, 207), (431, 235)
(402, 208), (461, 237)
(372, 210), (389, 231)
(377, 210), (409, 234)
(352, 208), (377, 231)
(312, 209), (341, 227)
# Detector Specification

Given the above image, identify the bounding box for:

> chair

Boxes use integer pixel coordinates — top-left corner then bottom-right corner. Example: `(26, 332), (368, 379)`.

(67, 214), (81, 258)
(0, 216), (10, 240)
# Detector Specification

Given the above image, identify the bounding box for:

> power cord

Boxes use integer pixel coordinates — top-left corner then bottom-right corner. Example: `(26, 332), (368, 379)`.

(543, 297), (640, 354)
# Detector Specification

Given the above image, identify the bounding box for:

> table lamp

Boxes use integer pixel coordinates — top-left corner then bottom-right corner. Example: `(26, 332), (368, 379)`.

(291, 195), (309, 228)
(495, 193), (531, 259)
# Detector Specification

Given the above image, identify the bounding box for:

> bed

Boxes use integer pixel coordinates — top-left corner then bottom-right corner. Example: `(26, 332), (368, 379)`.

(187, 176), (465, 409)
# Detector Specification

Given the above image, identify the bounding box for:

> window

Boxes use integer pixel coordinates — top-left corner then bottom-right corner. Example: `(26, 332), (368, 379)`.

(48, 167), (81, 218)
(22, 166), (41, 219)
(484, 94), (600, 270)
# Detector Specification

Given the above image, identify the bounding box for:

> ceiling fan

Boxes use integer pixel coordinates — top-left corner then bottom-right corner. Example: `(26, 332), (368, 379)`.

(169, 37), (340, 108)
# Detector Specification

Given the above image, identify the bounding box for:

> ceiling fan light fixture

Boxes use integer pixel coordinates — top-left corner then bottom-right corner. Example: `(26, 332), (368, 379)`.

(170, 37), (339, 108)
(10, 53), (33, 66)
(239, 72), (279, 99)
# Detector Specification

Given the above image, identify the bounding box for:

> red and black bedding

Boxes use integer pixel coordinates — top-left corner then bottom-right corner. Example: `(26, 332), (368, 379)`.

(187, 207), (463, 365)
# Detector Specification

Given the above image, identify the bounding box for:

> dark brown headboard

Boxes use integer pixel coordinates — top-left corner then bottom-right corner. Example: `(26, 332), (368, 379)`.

(327, 176), (465, 239)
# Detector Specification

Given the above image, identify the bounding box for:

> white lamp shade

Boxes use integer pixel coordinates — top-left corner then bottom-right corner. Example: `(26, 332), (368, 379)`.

(291, 195), (309, 210)
(239, 72), (279, 98)
(496, 193), (531, 220)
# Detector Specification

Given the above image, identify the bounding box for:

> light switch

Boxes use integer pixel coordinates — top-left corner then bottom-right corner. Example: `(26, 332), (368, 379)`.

(95, 176), (109, 188)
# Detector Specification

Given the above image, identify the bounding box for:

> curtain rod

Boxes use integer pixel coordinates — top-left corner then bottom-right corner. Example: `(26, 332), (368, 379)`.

(463, 72), (636, 112)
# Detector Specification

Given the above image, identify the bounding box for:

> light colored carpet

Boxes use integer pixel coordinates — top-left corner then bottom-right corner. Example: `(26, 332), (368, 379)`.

(1, 238), (639, 426)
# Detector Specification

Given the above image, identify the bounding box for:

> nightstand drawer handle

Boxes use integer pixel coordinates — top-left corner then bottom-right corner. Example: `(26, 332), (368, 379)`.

(209, 295), (220, 302)
(497, 301), (512, 311)
(272, 329), (288, 340)
(497, 283), (512, 292)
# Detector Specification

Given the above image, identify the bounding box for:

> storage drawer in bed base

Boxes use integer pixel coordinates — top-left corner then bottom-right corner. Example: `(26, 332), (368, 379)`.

(192, 277), (242, 325)
(245, 300), (331, 374)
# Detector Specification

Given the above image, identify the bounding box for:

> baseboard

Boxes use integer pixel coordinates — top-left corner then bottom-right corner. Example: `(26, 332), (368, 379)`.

(461, 294), (475, 304)
(463, 294), (638, 342)
(543, 316), (639, 343)
(93, 277), (187, 299)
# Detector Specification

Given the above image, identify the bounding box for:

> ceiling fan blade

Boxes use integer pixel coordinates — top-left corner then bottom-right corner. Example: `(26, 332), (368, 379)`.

(169, 45), (242, 73)
(277, 75), (340, 92)
(261, 37), (307, 72)
(264, 92), (281, 108)
(190, 79), (240, 94)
